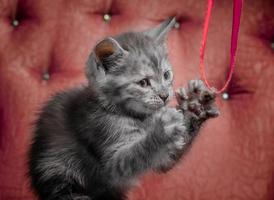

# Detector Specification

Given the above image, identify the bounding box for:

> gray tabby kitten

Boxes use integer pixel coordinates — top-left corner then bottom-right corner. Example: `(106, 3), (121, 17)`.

(28, 18), (219, 200)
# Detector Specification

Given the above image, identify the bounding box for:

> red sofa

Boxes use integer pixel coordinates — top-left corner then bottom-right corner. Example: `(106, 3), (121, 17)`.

(0, 0), (274, 199)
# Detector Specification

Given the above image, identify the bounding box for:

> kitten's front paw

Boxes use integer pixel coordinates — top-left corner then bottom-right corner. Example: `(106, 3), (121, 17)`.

(154, 108), (185, 141)
(176, 80), (220, 122)
(152, 108), (189, 173)
(153, 108), (190, 155)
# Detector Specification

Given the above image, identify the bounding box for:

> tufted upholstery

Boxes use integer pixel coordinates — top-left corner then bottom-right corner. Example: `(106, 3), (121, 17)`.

(0, 0), (274, 199)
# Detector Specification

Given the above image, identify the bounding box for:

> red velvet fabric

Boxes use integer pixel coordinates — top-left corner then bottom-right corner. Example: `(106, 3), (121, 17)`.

(0, 0), (274, 199)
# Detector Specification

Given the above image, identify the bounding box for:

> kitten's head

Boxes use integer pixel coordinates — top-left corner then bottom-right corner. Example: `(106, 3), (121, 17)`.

(86, 17), (176, 117)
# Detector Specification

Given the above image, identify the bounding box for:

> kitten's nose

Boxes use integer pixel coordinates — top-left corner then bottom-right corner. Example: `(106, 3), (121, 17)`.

(159, 94), (169, 103)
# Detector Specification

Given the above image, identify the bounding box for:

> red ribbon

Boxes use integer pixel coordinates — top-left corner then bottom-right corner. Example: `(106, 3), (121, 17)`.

(200, 0), (243, 94)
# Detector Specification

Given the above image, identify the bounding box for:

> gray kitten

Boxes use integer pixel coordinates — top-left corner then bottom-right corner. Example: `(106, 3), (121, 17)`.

(28, 18), (219, 200)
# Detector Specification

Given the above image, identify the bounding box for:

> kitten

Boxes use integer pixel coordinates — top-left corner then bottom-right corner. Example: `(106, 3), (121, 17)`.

(28, 17), (219, 200)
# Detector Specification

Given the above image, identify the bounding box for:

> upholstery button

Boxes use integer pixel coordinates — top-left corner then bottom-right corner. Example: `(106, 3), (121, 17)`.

(222, 92), (229, 100)
(103, 14), (111, 22)
(174, 21), (180, 29)
(271, 42), (274, 49)
(12, 19), (19, 27)
(42, 72), (50, 80)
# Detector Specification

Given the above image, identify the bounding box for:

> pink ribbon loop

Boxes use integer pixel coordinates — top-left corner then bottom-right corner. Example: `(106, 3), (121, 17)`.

(200, 0), (243, 94)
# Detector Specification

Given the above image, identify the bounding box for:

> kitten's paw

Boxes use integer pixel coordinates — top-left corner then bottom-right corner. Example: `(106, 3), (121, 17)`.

(176, 80), (220, 121)
(154, 135), (189, 173)
(154, 108), (189, 152)
(154, 108), (186, 139)
(152, 108), (190, 173)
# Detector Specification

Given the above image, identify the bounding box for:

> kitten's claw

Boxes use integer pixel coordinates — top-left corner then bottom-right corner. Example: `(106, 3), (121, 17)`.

(206, 105), (220, 118)
(176, 88), (188, 101)
(176, 80), (220, 121)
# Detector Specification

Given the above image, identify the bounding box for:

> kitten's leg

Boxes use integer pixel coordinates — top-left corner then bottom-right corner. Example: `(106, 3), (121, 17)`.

(104, 108), (189, 179)
(176, 79), (220, 136)
(148, 108), (191, 172)
(154, 80), (220, 172)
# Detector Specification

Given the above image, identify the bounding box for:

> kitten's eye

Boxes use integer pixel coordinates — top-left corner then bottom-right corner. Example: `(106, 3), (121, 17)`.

(138, 78), (150, 87)
(164, 71), (171, 80)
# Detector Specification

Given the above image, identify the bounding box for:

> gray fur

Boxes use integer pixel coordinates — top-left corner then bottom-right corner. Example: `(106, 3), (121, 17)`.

(28, 17), (219, 200)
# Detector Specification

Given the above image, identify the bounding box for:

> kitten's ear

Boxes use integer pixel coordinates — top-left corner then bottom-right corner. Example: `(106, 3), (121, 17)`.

(94, 37), (128, 70)
(144, 17), (176, 42)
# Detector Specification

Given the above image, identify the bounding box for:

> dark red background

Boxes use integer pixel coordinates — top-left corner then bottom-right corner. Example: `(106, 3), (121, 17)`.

(0, 0), (274, 199)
